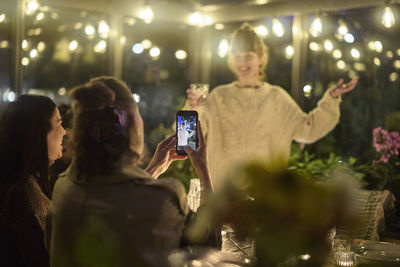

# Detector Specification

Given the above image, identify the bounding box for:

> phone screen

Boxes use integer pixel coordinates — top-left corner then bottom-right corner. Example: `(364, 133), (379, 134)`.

(176, 111), (198, 155)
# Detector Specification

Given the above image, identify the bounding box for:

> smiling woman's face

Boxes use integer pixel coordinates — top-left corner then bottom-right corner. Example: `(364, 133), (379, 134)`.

(47, 108), (66, 165)
(230, 51), (263, 80)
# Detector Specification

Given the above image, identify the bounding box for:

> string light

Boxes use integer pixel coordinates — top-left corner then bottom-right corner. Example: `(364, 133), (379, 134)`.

(333, 49), (342, 59)
(22, 40), (29, 50)
(37, 41), (46, 52)
(26, 1), (39, 16)
(29, 49), (38, 58)
(336, 60), (346, 69)
(139, 5), (154, 24)
(188, 12), (212, 27)
(175, 50), (187, 60)
(94, 40), (107, 53)
(132, 43), (144, 54)
(21, 57), (30, 66)
(394, 60), (400, 69)
(36, 12), (44, 21)
(382, 6), (395, 28)
(309, 17), (322, 37)
(255, 25), (268, 37)
(272, 18), (285, 37)
(120, 36), (126, 45)
(85, 25), (95, 36)
(303, 84), (312, 97)
(351, 48), (360, 59)
(324, 40), (333, 51)
(218, 39), (229, 58)
(309, 42), (321, 52)
(98, 20), (109, 38)
(141, 39), (152, 49)
(285, 45), (294, 59)
(338, 20), (348, 35)
(389, 72), (398, 82)
(373, 57), (381, 66)
(344, 33), (355, 43)
(215, 23), (224, 30)
(386, 50), (394, 58)
(149, 47), (160, 58)
(0, 13), (6, 23)
(375, 41), (383, 53)
(68, 40), (78, 51)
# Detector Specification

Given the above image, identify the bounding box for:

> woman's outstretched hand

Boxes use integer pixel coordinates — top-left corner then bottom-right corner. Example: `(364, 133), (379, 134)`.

(145, 135), (187, 179)
(330, 76), (359, 98)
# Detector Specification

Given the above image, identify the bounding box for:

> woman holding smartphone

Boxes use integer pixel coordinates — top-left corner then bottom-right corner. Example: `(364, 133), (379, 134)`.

(46, 77), (217, 267)
(186, 23), (359, 190)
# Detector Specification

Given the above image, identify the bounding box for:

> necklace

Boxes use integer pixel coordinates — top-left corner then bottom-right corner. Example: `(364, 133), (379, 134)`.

(235, 82), (262, 89)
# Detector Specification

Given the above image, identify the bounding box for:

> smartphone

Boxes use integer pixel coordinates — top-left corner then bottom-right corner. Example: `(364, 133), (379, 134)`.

(176, 110), (198, 155)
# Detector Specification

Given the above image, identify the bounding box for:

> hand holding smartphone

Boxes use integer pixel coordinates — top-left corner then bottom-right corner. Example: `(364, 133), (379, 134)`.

(176, 110), (198, 155)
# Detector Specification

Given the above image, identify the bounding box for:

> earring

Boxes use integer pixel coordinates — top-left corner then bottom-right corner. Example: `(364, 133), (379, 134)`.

(259, 65), (263, 76)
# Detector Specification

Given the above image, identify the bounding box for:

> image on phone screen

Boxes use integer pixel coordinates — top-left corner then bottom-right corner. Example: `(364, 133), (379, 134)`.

(176, 111), (197, 155)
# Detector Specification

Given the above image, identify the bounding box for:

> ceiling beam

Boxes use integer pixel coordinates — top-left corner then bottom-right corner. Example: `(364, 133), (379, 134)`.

(203, 0), (387, 23)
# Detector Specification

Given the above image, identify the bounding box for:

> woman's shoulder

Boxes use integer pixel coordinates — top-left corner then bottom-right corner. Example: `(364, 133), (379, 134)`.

(263, 82), (296, 102)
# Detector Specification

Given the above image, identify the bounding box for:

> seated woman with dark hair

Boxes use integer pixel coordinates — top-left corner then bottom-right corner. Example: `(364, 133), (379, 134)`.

(46, 77), (216, 267)
(0, 95), (66, 267)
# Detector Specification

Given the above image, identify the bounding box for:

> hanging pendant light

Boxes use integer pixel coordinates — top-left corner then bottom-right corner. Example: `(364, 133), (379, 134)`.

(272, 18), (284, 37)
(309, 17), (322, 37)
(382, 6), (395, 28)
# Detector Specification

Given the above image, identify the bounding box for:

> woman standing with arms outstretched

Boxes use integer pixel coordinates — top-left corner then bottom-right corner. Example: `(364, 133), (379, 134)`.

(186, 23), (359, 190)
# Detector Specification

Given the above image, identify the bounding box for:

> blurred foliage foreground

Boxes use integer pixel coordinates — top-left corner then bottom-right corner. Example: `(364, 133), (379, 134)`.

(186, 161), (360, 266)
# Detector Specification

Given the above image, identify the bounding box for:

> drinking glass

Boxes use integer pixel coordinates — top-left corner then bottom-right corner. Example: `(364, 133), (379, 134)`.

(187, 178), (201, 212)
(190, 83), (209, 105)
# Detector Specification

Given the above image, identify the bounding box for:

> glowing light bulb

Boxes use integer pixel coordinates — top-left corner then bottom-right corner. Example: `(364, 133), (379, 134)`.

(309, 17), (322, 37)
(139, 5), (153, 24)
(272, 19), (284, 37)
(215, 23), (224, 30)
(303, 84), (312, 97)
(285, 45), (294, 59)
(149, 47), (160, 58)
(336, 60), (346, 69)
(120, 36), (126, 45)
(218, 39), (229, 58)
(85, 25), (95, 36)
(373, 57), (381, 66)
(382, 6), (395, 28)
(98, 20), (109, 38)
(37, 41), (46, 52)
(374, 41), (383, 53)
(21, 57), (30, 66)
(29, 49), (38, 58)
(309, 42), (321, 52)
(141, 39), (152, 49)
(332, 49), (342, 59)
(94, 40), (107, 53)
(0, 13), (6, 23)
(175, 50), (187, 60)
(69, 40), (78, 51)
(36, 12), (44, 21)
(189, 12), (203, 26)
(344, 33), (355, 43)
(351, 48), (360, 59)
(338, 21), (348, 35)
(22, 40), (29, 50)
(324, 40), (333, 51)
(255, 25), (268, 37)
(132, 43), (144, 54)
(26, 1), (39, 16)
